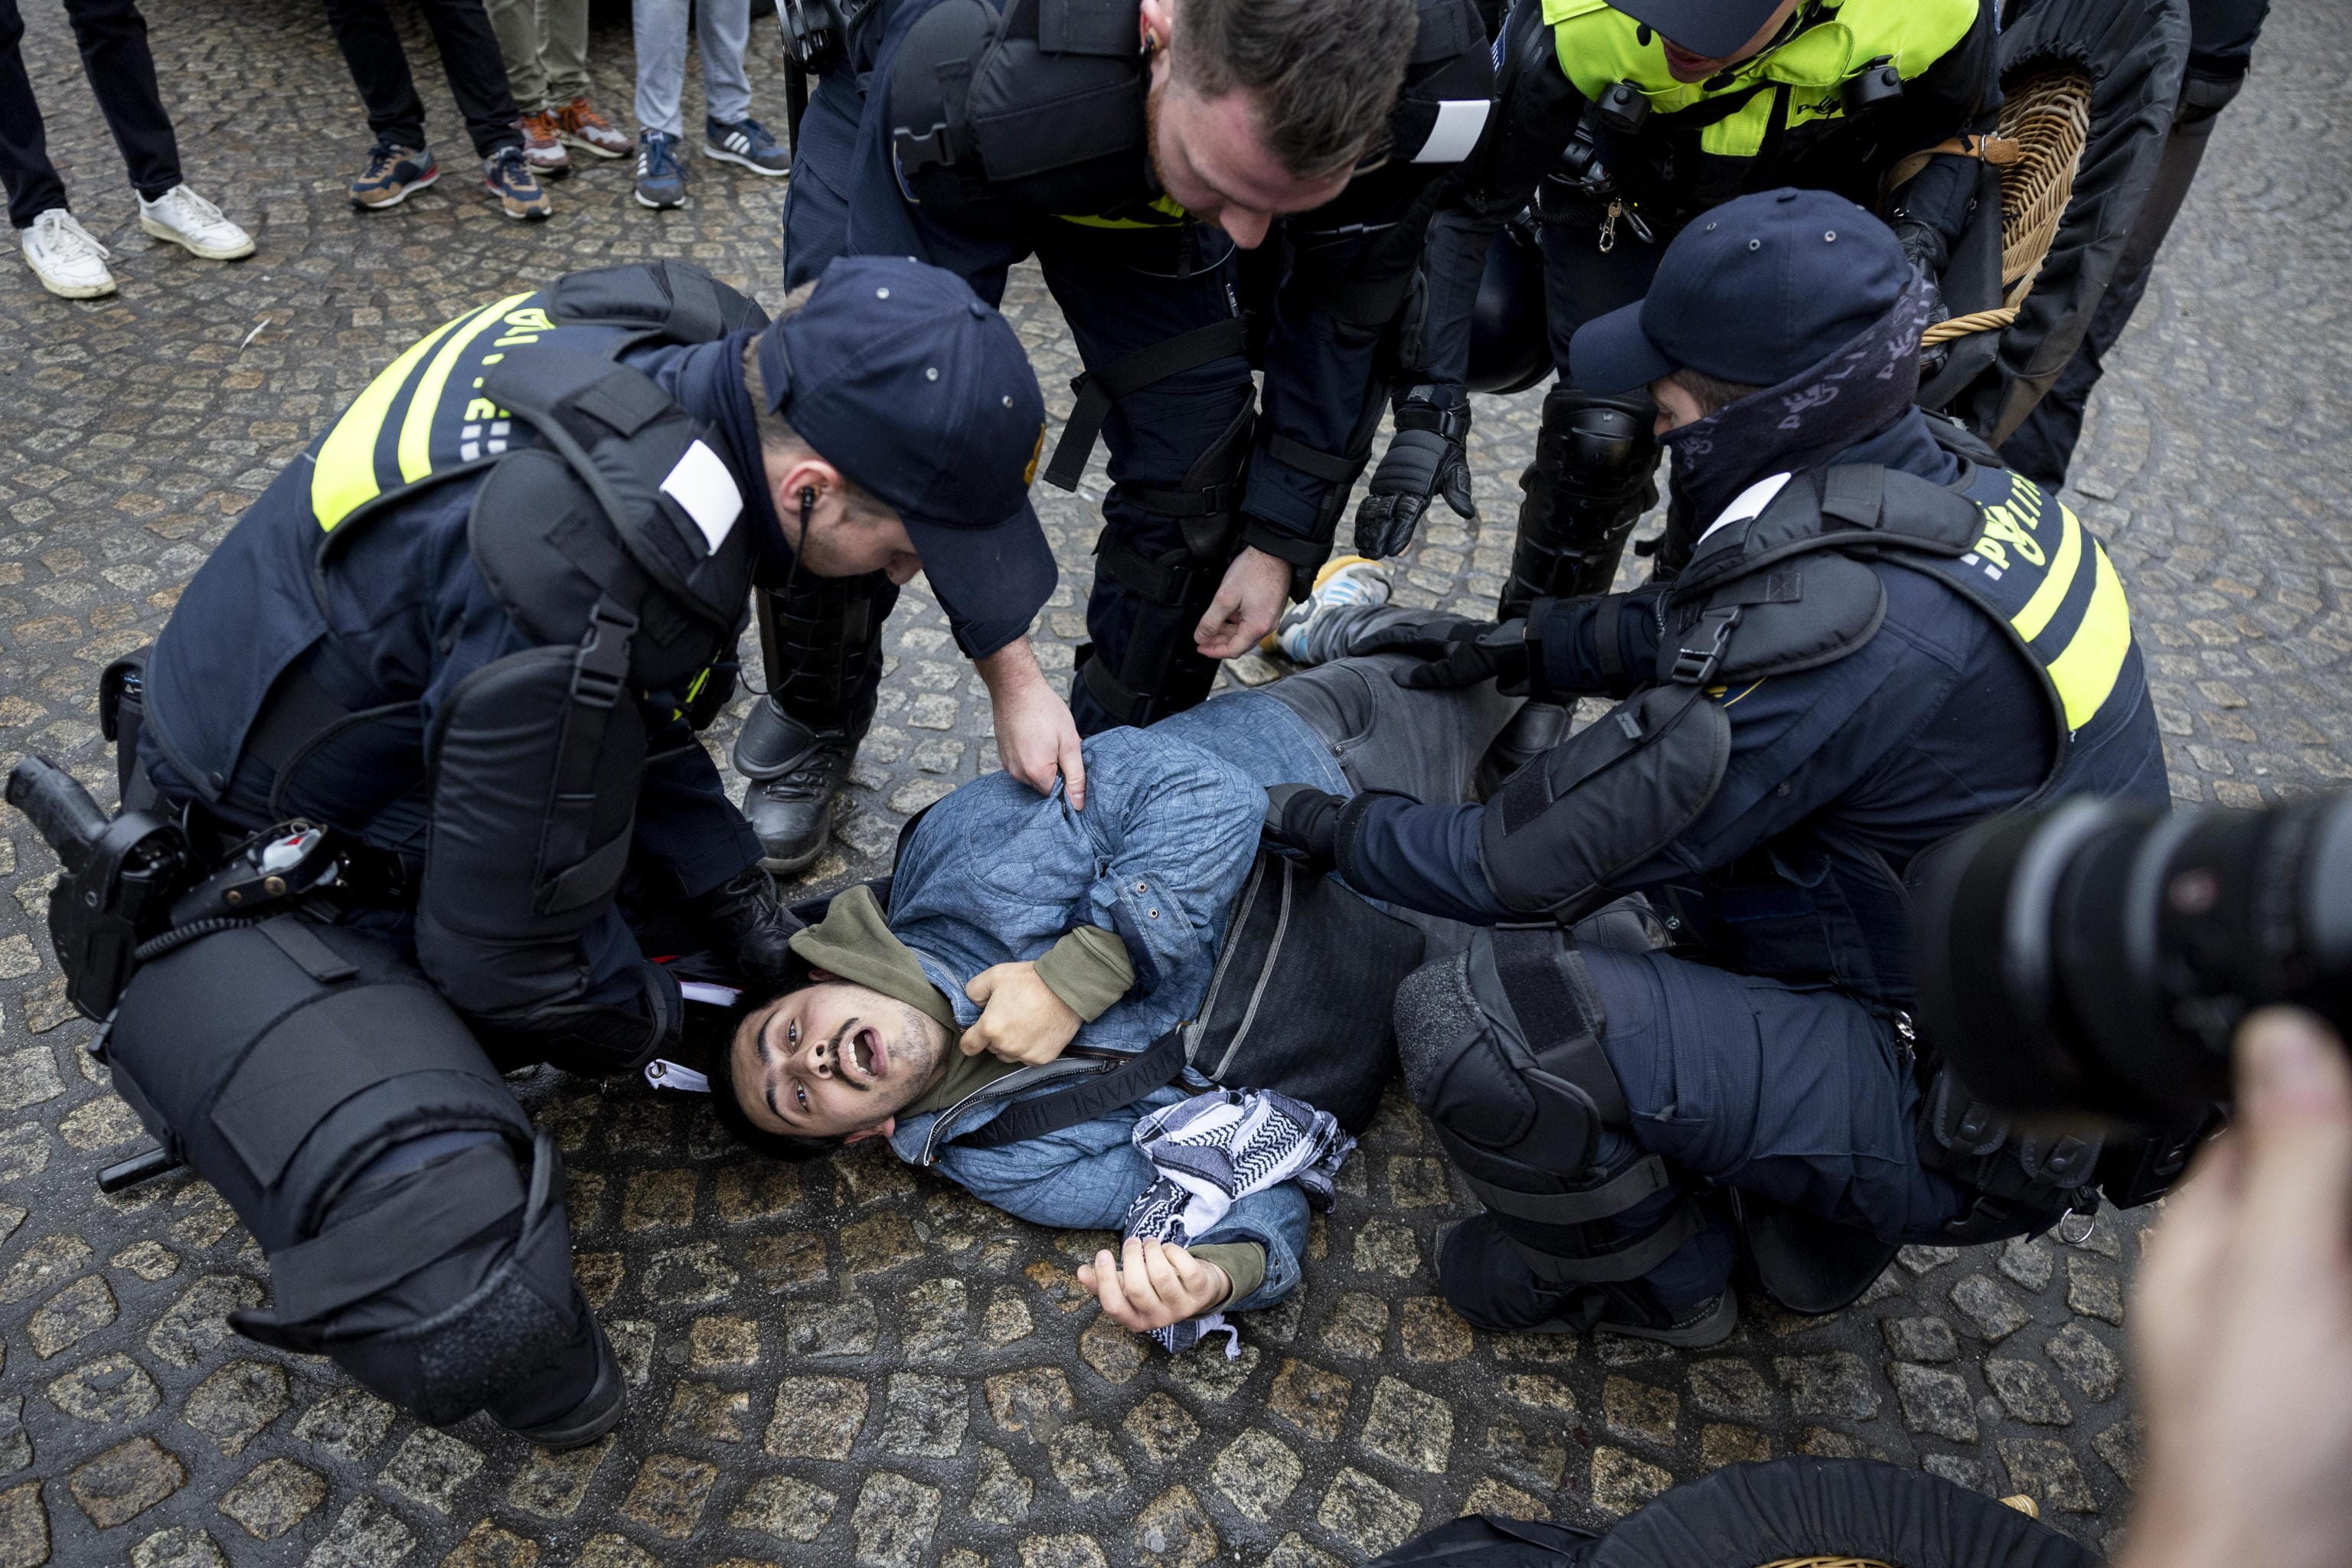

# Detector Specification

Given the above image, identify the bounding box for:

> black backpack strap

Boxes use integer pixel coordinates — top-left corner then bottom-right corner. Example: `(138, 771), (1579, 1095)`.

(948, 1031), (1188, 1150)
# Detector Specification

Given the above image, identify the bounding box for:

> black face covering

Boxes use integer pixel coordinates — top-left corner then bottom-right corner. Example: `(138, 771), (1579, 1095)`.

(1662, 275), (1935, 530)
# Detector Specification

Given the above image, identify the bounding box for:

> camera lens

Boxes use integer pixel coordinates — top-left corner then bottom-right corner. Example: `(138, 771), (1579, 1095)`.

(1913, 792), (2352, 1123)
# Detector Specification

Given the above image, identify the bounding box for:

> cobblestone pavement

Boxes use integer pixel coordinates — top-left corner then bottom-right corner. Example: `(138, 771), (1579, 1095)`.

(1, 1), (2347, 1564)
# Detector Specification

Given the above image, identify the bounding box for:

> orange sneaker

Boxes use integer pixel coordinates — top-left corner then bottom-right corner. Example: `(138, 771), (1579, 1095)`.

(554, 96), (631, 159)
(518, 110), (570, 177)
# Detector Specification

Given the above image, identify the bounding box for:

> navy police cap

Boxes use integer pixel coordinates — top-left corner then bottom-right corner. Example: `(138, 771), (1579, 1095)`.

(1570, 188), (1913, 397)
(755, 256), (1054, 637)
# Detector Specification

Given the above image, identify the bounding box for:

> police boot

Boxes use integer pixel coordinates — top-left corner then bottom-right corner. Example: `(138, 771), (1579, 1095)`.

(1480, 387), (1661, 791)
(735, 571), (892, 874)
(734, 699), (868, 874)
(1437, 1215), (1736, 1348)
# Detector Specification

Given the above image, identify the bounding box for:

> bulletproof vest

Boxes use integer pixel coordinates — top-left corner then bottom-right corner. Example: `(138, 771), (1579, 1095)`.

(143, 261), (768, 844)
(887, 0), (1492, 233)
(1479, 456), (2155, 991)
(1544, 0), (1981, 224)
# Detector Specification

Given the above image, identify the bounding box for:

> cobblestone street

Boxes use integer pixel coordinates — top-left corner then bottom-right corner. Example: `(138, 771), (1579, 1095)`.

(1, 1), (2347, 1564)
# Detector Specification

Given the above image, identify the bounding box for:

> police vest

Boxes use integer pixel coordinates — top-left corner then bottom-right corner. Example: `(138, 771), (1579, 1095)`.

(143, 262), (769, 836)
(1478, 454), (2159, 974)
(887, 0), (1494, 234)
(1544, 0), (1981, 224)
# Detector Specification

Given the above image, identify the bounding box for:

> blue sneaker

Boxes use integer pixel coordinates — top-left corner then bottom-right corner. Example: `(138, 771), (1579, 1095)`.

(1268, 556), (1393, 664)
(703, 115), (791, 176)
(635, 130), (687, 209)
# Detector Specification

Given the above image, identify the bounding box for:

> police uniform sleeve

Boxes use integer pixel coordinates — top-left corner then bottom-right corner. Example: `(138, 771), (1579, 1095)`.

(1241, 168), (1443, 560)
(410, 576), (681, 1076)
(1882, 2), (2004, 267)
(1332, 577), (2017, 923)
(1412, 0), (1589, 387)
(632, 712), (764, 903)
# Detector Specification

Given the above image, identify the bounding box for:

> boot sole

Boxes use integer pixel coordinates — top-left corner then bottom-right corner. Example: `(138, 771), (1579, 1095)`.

(351, 168), (440, 211)
(634, 187), (687, 210)
(701, 142), (791, 177)
(1592, 1290), (1738, 1348)
(138, 216), (255, 261)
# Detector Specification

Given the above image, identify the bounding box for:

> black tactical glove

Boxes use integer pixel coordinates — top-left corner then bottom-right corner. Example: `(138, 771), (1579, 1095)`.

(1891, 217), (1954, 377)
(1262, 783), (1344, 872)
(1359, 614), (1534, 694)
(685, 867), (805, 991)
(1354, 384), (1476, 560)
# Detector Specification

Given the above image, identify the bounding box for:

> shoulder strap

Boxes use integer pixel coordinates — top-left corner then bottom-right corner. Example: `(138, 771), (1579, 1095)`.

(947, 1031), (1188, 1150)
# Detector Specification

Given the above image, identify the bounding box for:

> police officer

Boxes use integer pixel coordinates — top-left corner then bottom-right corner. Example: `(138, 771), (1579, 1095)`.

(731, 0), (1498, 871)
(1357, 0), (2002, 612)
(2002, 0), (2269, 488)
(1266, 192), (2174, 1342)
(100, 255), (1054, 1441)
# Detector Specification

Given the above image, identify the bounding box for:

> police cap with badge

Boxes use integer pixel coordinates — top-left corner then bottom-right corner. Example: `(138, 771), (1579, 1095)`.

(755, 254), (1057, 656)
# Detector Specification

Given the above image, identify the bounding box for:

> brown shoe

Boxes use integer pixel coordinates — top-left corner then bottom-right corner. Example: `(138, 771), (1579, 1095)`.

(519, 111), (571, 178)
(554, 96), (631, 159)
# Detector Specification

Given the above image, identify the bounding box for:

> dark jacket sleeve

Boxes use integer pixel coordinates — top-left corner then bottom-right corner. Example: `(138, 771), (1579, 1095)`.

(1334, 569), (2033, 925)
(1412, 0), (1588, 386)
(1243, 164), (1449, 551)
(1882, 2), (2004, 253)
(410, 563), (677, 1074)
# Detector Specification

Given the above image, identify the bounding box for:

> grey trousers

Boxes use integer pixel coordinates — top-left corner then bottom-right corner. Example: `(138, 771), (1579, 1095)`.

(632, 0), (750, 138)
(485, 0), (590, 109)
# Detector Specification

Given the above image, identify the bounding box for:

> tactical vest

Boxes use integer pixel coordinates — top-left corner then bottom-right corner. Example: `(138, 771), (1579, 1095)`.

(143, 262), (770, 852)
(1543, 0), (1980, 226)
(887, 0), (1493, 234)
(1479, 456), (2160, 973)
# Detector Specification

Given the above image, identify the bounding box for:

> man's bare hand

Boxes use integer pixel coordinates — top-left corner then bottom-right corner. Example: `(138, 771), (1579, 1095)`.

(1194, 546), (1292, 661)
(977, 636), (1086, 809)
(1077, 1236), (1231, 1331)
(2122, 1008), (2352, 1568)
(960, 962), (1082, 1064)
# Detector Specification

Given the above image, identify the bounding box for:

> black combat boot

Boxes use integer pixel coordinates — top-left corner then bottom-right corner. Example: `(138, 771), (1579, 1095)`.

(1480, 387), (1661, 792)
(733, 571), (891, 873)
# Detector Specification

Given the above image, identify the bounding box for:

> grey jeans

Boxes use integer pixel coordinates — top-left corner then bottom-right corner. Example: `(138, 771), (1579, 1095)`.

(632, 0), (750, 138)
(485, 0), (590, 108)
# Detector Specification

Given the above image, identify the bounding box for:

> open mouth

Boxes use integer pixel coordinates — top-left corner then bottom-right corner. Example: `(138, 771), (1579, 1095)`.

(841, 1024), (888, 1085)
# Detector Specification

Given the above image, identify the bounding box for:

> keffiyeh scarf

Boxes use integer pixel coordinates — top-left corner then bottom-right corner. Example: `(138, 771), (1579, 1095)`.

(1122, 1088), (1356, 1355)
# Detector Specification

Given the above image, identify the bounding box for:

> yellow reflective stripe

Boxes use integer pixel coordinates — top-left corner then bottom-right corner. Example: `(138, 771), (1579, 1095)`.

(309, 311), (469, 530)
(397, 292), (532, 484)
(2010, 500), (2083, 642)
(2042, 544), (2131, 731)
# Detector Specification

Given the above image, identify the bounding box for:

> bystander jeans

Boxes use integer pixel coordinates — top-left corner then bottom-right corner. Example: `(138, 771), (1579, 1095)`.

(631, 0), (786, 211)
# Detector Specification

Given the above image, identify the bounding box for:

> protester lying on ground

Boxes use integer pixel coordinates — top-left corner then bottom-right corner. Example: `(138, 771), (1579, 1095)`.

(684, 577), (1515, 1348)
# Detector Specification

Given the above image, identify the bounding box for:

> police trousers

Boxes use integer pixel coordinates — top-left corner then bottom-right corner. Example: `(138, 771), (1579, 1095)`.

(104, 916), (602, 1429)
(782, 71), (1256, 733)
(1428, 939), (1972, 1321)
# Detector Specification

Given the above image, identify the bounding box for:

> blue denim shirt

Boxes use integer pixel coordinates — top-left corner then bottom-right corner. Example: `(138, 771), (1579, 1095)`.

(880, 699), (1344, 1312)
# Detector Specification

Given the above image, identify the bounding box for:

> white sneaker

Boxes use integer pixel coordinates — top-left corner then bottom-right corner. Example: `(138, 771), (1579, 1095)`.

(1268, 555), (1394, 663)
(20, 209), (115, 299)
(138, 185), (254, 261)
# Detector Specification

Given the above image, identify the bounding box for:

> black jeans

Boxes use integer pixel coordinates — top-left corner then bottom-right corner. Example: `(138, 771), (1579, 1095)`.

(0, 0), (181, 228)
(320, 0), (521, 160)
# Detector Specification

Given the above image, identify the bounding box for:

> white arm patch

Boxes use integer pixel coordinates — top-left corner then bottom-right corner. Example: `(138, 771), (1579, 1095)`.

(1413, 98), (1493, 163)
(660, 439), (744, 554)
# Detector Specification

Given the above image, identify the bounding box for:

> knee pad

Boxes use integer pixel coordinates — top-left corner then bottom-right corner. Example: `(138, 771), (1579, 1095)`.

(1507, 387), (1661, 607)
(1392, 934), (1616, 1174)
(271, 1131), (588, 1427)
